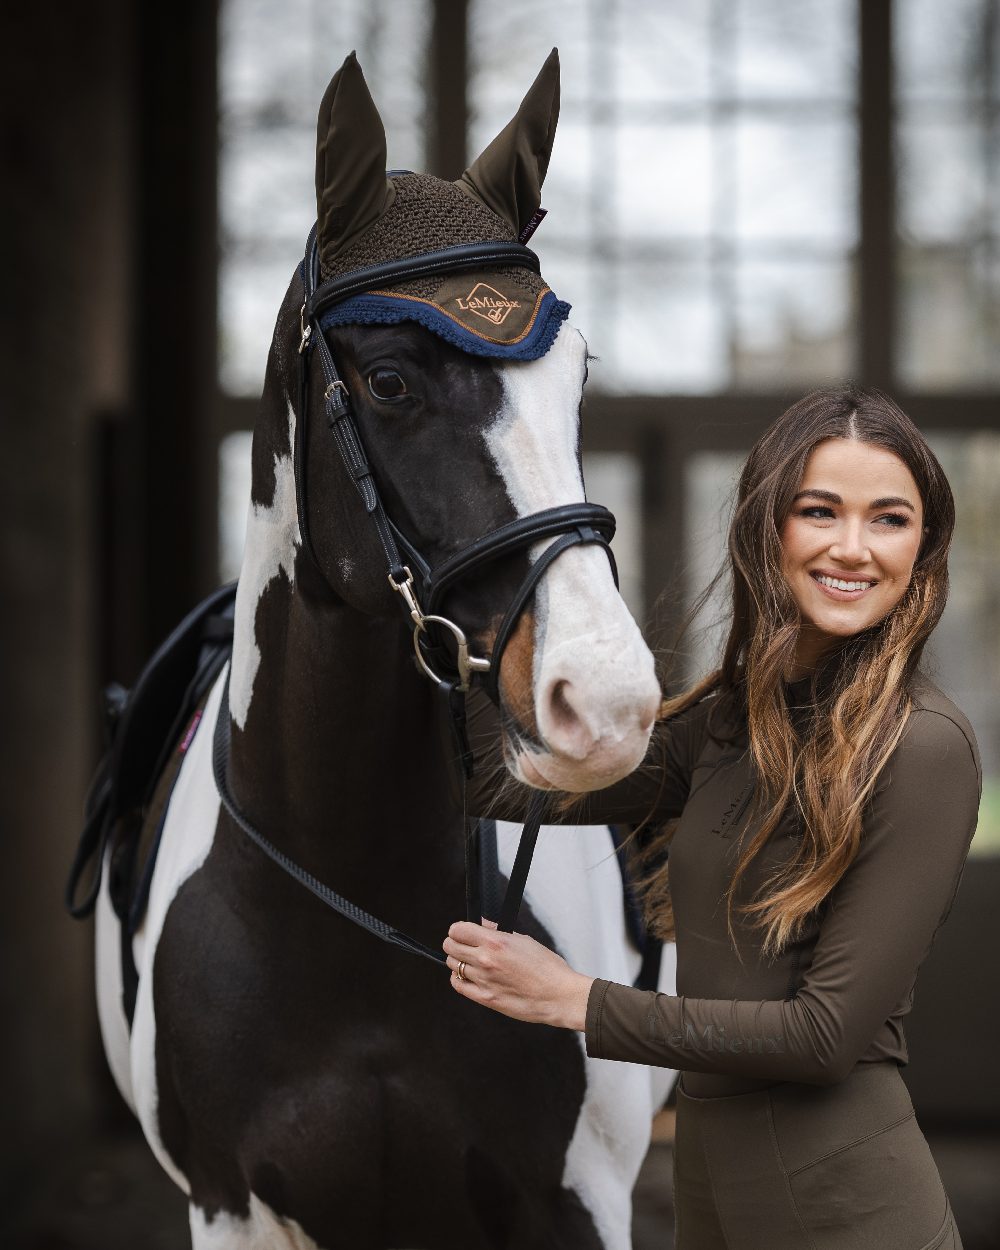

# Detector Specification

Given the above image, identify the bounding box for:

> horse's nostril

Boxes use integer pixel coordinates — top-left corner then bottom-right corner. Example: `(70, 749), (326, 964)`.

(540, 678), (593, 761)
(549, 679), (580, 733)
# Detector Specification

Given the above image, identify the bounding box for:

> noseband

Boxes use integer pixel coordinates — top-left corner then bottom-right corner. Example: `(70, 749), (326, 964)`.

(294, 224), (618, 707)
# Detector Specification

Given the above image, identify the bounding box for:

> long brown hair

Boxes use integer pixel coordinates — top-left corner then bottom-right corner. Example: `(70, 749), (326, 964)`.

(641, 385), (955, 958)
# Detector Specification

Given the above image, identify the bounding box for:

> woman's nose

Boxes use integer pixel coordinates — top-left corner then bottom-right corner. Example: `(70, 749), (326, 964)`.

(828, 520), (870, 564)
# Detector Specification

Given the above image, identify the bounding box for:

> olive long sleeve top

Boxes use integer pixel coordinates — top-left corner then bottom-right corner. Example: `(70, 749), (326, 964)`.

(466, 671), (981, 1094)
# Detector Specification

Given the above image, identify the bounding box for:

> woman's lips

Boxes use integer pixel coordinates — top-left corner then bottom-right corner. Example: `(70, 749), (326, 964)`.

(809, 571), (877, 602)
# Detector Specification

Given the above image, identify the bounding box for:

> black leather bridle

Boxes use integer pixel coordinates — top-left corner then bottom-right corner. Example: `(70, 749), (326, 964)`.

(213, 223), (621, 965)
(293, 223), (618, 707)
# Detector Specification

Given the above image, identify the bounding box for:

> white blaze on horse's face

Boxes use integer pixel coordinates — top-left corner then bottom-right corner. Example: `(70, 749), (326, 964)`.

(486, 323), (660, 792)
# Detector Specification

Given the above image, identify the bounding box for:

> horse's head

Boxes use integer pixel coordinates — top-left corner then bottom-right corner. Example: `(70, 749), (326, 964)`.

(255, 50), (659, 793)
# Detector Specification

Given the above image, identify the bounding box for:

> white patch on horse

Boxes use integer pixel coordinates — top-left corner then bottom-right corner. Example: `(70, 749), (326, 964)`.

(486, 321), (660, 790)
(230, 399), (301, 730)
(95, 849), (137, 1115)
(486, 320), (587, 518)
(189, 1192), (323, 1249)
(127, 667), (228, 1195)
(495, 821), (678, 1250)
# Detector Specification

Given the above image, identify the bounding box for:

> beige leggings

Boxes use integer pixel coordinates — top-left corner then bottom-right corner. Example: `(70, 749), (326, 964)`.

(673, 1061), (961, 1250)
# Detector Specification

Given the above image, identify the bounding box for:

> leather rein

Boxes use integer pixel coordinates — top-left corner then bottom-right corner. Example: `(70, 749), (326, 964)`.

(212, 224), (620, 967)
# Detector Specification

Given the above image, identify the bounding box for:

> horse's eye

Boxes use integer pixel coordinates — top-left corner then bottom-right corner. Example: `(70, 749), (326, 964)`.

(367, 368), (407, 401)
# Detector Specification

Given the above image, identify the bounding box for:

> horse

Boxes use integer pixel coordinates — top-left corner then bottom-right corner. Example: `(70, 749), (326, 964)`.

(90, 49), (677, 1249)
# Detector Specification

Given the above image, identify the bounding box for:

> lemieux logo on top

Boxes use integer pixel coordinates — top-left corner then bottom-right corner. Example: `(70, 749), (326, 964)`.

(455, 282), (521, 326)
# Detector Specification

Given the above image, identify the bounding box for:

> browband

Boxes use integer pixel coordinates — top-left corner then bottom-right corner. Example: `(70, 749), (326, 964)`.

(308, 242), (541, 320)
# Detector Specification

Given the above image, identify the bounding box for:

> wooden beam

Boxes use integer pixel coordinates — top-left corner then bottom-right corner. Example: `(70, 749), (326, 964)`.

(131, 0), (219, 659)
(427, 0), (468, 179)
(859, 0), (895, 387)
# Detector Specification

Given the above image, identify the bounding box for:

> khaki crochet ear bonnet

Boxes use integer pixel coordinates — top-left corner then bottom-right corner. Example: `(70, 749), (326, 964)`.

(311, 49), (569, 360)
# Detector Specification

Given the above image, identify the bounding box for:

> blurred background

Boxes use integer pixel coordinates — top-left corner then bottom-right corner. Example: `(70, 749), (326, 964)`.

(2, 0), (998, 1245)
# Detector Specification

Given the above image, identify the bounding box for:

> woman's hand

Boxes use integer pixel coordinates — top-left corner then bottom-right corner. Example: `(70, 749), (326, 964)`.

(443, 919), (594, 1031)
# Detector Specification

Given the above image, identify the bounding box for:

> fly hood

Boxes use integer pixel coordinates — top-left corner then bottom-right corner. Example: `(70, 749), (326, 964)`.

(312, 48), (569, 360)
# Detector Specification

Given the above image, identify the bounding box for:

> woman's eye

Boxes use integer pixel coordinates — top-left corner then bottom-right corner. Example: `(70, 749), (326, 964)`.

(367, 368), (407, 401)
(799, 506), (834, 519)
(875, 513), (909, 528)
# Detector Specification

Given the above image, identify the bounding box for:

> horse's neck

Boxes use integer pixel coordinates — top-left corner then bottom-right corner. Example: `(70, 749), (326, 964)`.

(227, 575), (463, 895)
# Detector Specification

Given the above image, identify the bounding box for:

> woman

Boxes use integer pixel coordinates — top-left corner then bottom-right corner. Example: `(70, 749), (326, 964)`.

(443, 386), (981, 1249)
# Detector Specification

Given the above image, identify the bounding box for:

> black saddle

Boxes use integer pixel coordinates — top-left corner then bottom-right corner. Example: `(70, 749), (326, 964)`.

(66, 582), (238, 1020)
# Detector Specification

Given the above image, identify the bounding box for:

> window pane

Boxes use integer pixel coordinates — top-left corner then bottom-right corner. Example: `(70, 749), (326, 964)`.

(895, 0), (998, 100)
(469, 0), (859, 395)
(732, 0), (856, 100)
(683, 451), (743, 682)
(734, 119), (856, 247)
(926, 431), (1000, 857)
(218, 254), (298, 397)
(600, 263), (726, 394)
(219, 431), (253, 582)
(733, 259), (853, 386)
(220, 125), (314, 249)
(467, 0), (592, 115)
(610, 1), (714, 104)
(617, 123), (714, 241)
(898, 247), (1000, 390)
(898, 121), (991, 245)
(895, 0), (1000, 389)
(219, 0), (431, 397)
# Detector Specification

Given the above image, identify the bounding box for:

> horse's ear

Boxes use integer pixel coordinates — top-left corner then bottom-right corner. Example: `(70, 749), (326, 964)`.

(315, 51), (395, 268)
(456, 48), (560, 236)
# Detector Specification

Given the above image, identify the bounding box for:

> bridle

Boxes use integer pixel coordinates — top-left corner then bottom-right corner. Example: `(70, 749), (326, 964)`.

(293, 222), (618, 706)
(212, 221), (622, 965)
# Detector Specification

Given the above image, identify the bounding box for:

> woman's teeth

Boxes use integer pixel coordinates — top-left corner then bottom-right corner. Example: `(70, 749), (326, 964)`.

(814, 573), (874, 592)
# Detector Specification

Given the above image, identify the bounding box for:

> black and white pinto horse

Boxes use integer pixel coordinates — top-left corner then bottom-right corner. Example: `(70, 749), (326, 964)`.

(94, 51), (677, 1250)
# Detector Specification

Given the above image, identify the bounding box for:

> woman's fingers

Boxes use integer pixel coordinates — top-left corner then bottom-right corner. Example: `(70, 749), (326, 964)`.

(447, 920), (491, 946)
(442, 935), (479, 962)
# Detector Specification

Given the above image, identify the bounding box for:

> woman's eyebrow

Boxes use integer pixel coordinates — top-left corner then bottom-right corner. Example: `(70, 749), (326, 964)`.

(792, 488), (916, 513)
(795, 490), (840, 505)
(870, 495), (915, 511)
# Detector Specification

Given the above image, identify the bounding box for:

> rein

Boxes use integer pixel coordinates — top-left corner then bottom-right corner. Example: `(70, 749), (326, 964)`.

(212, 669), (547, 967)
(213, 222), (620, 960)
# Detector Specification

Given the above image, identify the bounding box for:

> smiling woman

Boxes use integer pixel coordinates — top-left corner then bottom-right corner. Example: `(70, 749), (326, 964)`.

(780, 437), (928, 676)
(452, 384), (979, 1248)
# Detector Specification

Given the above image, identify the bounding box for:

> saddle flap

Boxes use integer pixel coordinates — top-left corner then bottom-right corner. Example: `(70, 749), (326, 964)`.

(108, 581), (238, 819)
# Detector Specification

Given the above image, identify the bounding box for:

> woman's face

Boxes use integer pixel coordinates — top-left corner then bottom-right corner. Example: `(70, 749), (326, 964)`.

(779, 437), (926, 673)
